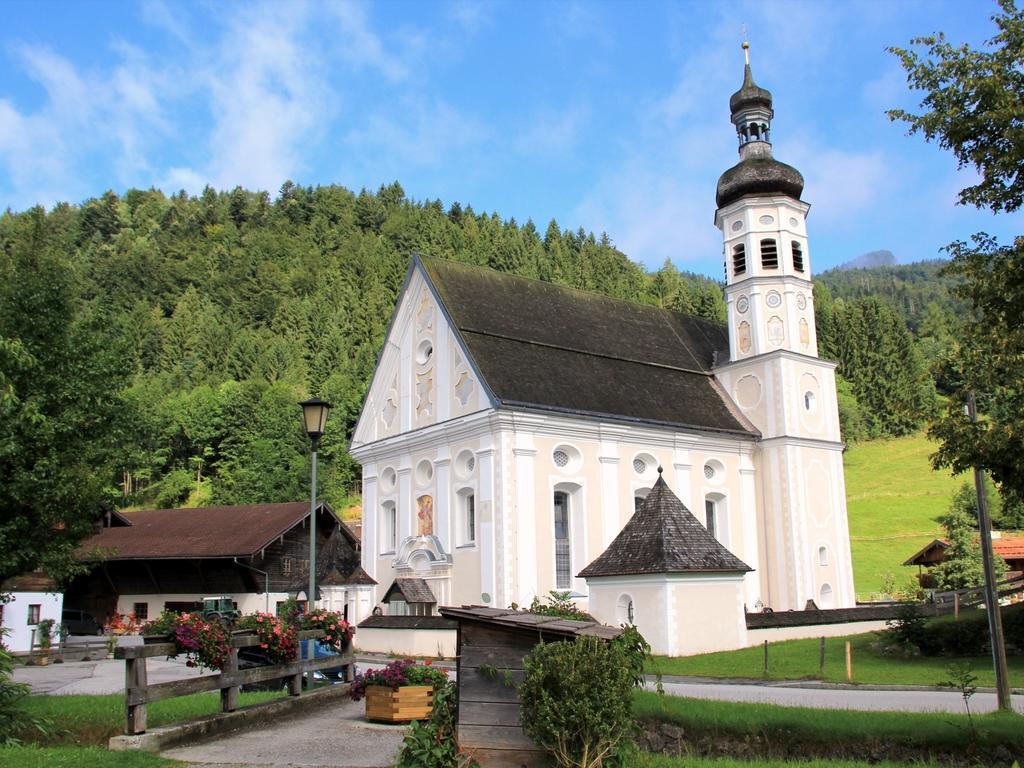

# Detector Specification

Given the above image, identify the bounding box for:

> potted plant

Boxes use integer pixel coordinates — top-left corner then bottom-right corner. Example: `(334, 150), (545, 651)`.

(297, 610), (354, 653)
(35, 619), (55, 665)
(235, 612), (298, 664)
(349, 658), (448, 723)
(140, 610), (232, 671)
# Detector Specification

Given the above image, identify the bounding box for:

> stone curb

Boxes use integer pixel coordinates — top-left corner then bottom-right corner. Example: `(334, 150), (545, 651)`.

(109, 681), (352, 753)
(646, 673), (1024, 695)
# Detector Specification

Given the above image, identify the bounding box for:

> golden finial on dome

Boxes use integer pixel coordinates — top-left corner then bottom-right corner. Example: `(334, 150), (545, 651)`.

(742, 40), (750, 66)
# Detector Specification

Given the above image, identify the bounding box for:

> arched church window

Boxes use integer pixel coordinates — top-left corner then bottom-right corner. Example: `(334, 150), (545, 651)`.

(732, 243), (746, 276)
(704, 498), (717, 539)
(554, 491), (571, 589)
(792, 241), (805, 272)
(818, 545), (828, 566)
(760, 239), (779, 269)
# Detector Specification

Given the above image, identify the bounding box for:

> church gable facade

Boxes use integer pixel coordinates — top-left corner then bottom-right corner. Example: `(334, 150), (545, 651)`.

(350, 51), (856, 647)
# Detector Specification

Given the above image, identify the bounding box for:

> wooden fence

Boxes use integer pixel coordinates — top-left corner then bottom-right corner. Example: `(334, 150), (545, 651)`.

(114, 629), (354, 735)
(931, 574), (1024, 613)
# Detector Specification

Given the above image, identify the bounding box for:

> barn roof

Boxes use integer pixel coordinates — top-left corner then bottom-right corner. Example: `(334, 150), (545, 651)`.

(902, 539), (949, 567)
(1, 571), (58, 592)
(80, 502), (344, 560)
(439, 605), (622, 640)
(579, 472), (751, 578)
(420, 257), (757, 437)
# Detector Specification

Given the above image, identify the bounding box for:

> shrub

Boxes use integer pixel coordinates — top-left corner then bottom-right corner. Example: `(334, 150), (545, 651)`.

(395, 680), (462, 768)
(526, 591), (591, 621)
(0, 631), (52, 745)
(519, 625), (648, 768)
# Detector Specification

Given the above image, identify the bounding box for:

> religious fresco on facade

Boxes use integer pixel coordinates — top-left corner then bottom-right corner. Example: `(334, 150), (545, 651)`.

(417, 494), (434, 536)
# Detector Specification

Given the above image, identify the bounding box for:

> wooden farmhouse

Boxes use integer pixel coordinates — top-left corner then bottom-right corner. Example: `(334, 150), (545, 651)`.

(439, 605), (621, 768)
(67, 501), (374, 626)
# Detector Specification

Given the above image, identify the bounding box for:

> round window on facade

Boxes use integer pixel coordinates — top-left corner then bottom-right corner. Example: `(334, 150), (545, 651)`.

(415, 459), (434, 486)
(455, 449), (476, 479)
(703, 459), (725, 483)
(552, 444), (581, 473)
(380, 467), (397, 492)
(415, 339), (434, 366)
(632, 452), (657, 476)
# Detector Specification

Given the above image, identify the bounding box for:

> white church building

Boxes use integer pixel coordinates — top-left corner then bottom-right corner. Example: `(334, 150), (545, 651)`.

(350, 53), (856, 655)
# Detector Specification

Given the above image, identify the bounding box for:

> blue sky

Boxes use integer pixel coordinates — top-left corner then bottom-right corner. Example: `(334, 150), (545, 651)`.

(1, 0), (1020, 277)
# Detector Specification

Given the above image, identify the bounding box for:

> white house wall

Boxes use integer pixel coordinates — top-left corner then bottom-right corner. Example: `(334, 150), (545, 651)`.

(2, 590), (62, 654)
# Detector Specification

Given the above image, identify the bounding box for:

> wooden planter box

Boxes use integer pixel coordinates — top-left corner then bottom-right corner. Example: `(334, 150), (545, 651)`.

(364, 684), (433, 723)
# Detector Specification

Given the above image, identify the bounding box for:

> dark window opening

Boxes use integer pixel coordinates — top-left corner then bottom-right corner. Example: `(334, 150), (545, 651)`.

(554, 491), (571, 589)
(792, 241), (805, 272)
(133, 602), (149, 621)
(705, 499), (717, 540)
(27, 604), (40, 625)
(760, 239), (778, 269)
(732, 243), (746, 276)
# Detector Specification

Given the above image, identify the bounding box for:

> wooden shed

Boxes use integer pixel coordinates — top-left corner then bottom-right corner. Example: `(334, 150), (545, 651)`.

(439, 605), (622, 768)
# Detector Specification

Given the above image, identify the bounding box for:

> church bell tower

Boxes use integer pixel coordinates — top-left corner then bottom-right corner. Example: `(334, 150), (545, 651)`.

(712, 43), (856, 611)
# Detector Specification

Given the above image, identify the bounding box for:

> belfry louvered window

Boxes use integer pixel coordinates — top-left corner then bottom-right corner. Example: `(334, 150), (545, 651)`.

(760, 239), (779, 269)
(732, 243), (746, 276)
(792, 241), (805, 272)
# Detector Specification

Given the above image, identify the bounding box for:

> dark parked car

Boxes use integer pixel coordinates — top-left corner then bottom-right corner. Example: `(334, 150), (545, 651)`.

(61, 608), (103, 635)
(238, 641), (347, 692)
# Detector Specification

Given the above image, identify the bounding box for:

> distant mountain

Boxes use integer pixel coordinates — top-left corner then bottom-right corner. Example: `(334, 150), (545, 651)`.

(835, 250), (897, 270)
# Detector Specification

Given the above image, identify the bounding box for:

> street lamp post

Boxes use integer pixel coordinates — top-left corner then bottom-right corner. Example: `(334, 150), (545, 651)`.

(300, 398), (332, 616)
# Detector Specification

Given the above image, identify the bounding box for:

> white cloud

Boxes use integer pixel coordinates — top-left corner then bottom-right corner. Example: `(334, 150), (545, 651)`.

(328, 0), (408, 82)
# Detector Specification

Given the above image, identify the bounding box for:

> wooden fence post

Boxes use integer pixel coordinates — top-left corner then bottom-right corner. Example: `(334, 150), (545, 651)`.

(221, 646), (239, 712)
(763, 640), (769, 675)
(819, 637), (826, 678)
(844, 641), (852, 682)
(125, 656), (148, 735)
(954, 592), (959, 621)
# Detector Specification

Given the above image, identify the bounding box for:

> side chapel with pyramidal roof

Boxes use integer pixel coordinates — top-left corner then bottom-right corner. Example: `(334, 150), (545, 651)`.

(350, 46), (855, 654)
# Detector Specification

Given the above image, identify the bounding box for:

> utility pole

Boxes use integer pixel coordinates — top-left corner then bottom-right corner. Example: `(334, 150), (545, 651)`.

(967, 393), (1012, 711)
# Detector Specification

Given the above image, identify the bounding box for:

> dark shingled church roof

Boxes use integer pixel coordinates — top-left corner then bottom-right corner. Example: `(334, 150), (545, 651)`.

(420, 258), (757, 437)
(383, 577), (437, 604)
(579, 473), (752, 578)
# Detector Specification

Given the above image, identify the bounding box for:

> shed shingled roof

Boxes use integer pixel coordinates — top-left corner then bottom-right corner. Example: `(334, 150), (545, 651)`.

(579, 473), (752, 578)
(439, 605), (622, 640)
(420, 258), (757, 437)
(80, 502), (340, 560)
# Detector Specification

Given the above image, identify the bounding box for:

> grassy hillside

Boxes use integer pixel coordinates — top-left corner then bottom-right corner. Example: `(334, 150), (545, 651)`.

(844, 433), (962, 599)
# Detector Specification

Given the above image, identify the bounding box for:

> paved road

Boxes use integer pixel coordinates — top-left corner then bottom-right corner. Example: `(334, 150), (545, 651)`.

(648, 676), (1024, 715)
(161, 698), (405, 768)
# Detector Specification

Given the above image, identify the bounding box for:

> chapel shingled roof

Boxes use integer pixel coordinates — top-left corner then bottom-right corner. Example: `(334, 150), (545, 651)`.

(420, 258), (757, 437)
(579, 473), (752, 578)
(383, 577), (437, 604)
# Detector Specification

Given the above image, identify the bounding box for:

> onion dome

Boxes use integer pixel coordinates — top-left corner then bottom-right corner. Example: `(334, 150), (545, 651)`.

(716, 157), (804, 208)
(729, 62), (773, 115)
(716, 42), (804, 209)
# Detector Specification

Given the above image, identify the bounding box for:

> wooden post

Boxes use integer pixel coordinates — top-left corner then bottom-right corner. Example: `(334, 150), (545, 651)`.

(844, 641), (852, 682)
(763, 640), (768, 675)
(819, 637), (826, 678)
(125, 656), (148, 735)
(289, 668), (303, 696)
(954, 592), (960, 621)
(221, 646), (239, 712)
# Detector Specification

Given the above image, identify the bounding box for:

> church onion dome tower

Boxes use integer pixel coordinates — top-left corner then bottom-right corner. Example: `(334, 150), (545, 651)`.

(716, 43), (804, 208)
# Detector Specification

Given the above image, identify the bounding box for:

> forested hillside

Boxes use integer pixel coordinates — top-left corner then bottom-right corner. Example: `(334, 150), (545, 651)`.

(0, 182), (956, 511)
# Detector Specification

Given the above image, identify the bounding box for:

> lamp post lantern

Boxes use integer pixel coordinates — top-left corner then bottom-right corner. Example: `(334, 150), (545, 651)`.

(300, 398), (332, 615)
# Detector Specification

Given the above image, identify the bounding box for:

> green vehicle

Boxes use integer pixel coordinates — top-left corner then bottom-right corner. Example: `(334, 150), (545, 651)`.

(202, 596), (240, 624)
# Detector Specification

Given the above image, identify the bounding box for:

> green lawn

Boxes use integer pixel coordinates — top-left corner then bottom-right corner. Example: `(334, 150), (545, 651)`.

(647, 631), (1024, 687)
(843, 433), (962, 599)
(0, 747), (179, 768)
(632, 691), (1023, 750)
(12, 689), (286, 747)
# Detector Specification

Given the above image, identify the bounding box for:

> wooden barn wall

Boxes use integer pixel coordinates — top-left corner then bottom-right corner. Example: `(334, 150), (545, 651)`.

(457, 623), (552, 768)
